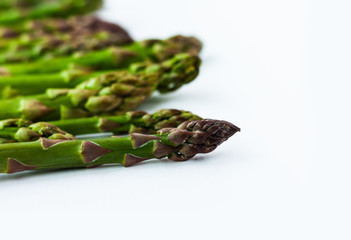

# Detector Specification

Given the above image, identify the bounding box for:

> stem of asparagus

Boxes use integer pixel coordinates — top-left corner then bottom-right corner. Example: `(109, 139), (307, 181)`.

(0, 47), (140, 75)
(0, 119), (240, 174)
(50, 109), (202, 135)
(0, 69), (113, 98)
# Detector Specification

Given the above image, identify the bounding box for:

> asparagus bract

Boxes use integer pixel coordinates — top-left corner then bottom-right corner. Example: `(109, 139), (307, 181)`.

(0, 53), (201, 121)
(0, 35), (202, 76)
(0, 0), (103, 25)
(0, 119), (240, 174)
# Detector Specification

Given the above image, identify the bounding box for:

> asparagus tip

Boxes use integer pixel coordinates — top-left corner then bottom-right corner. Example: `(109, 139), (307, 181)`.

(160, 119), (240, 161)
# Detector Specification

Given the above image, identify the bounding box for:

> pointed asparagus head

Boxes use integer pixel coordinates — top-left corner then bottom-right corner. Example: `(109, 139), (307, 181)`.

(129, 53), (201, 93)
(142, 35), (203, 61)
(126, 109), (202, 133)
(158, 119), (240, 161)
(157, 53), (201, 93)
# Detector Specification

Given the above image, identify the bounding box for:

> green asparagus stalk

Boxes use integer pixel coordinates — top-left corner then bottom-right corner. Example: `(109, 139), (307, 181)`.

(0, 35), (202, 76)
(0, 119), (240, 174)
(0, 0), (103, 25)
(0, 17), (133, 63)
(0, 53), (201, 121)
(0, 47), (141, 75)
(0, 68), (106, 98)
(0, 109), (201, 142)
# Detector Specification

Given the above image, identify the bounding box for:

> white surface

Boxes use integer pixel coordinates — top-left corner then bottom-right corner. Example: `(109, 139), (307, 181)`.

(1, 0), (350, 239)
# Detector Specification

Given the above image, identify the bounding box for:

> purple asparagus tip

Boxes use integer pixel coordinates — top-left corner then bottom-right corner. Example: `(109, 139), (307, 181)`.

(158, 119), (240, 161)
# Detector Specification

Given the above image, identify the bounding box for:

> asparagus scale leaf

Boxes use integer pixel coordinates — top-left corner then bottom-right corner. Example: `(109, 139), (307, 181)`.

(0, 119), (240, 174)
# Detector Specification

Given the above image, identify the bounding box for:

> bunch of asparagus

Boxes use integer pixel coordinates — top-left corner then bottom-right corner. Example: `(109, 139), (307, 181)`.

(0, 0), (240, 175)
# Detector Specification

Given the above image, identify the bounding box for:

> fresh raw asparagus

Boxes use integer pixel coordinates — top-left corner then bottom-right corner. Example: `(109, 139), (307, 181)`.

(0, 109), (201, 142)
(0, 119), (240, 174)
(0, 0), (103, 25)
(0, 17), (133, 63)
(0, 52), (200, 98)
(53, 109), (202, 135)
(0, 35), (202, 76)
(0, 53), (201, 121)
(0, 119), (75, 143)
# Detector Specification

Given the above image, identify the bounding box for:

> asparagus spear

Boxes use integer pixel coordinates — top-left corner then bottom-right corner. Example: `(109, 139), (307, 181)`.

(0, 51), (201, 98)
(0, 35), (202, 76)
(0, 53), (201, 121)
(0, 119), (240, 174)
(0, 17), (133, 63)
(0, 109), (201, 142)
(0, 0), (103, 25)
(0, 52), (200, 99)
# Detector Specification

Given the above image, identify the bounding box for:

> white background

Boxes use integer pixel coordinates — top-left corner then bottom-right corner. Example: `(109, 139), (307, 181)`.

(1, 0), (350, 239)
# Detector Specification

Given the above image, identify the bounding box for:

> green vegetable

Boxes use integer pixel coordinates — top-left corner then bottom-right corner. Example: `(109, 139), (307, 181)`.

(0, 53), (201, 121)
(0, 119), (240, 174)
(0, 35), (202, 76)
(0, 109), (201, 142)
(0, 52), (201, 98)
